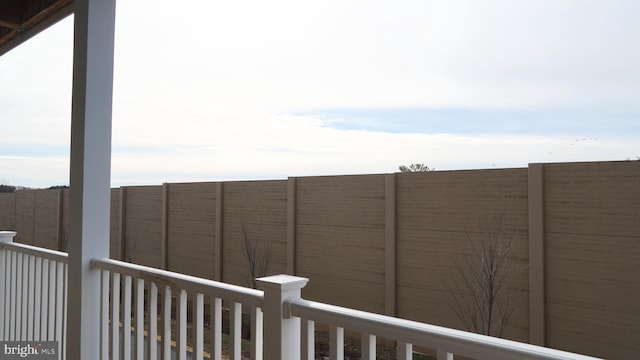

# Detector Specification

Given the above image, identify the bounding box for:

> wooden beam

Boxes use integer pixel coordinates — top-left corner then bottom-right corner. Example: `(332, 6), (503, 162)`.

(0, 20), (21, 29)
(0, 0), (73, 56)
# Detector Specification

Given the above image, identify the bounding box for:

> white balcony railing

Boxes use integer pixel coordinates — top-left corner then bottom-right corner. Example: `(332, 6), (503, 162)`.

(91, 258), (264, 360)
(289, 299), (601, 360)
(0, 232), (68, 359)
(0, 231), (603, 360)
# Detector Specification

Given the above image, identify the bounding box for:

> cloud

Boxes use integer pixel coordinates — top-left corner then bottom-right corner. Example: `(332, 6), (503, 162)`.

(105, 110), (636, 186)
(0, 156), (69, 187)
(1, 1), (638, 187)
(108, 0), (640, 110)
(2, 107), (636, 187)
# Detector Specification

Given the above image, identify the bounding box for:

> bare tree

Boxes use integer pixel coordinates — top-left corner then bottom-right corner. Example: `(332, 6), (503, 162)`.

(399, 163), (434, 172)
(240, 220), (272, 289)
(0, 184), (16, 193)
(124, 236), (136, 263)
(444, 208), (526, 338)
(58, 232), (69, 252)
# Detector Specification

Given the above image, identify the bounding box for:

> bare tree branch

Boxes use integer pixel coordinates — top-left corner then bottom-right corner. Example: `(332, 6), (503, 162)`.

(443, 208), (527, 338)
(241, 219), (272, 289)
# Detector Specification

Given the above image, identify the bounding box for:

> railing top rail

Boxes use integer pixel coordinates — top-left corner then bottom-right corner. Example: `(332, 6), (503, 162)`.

(0, 241), (68, 263)
(288, 299), (603, 360)
(92, 258), (264, 308)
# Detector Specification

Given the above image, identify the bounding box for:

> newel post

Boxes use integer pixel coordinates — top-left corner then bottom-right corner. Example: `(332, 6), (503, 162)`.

(257, 275), (309, 360)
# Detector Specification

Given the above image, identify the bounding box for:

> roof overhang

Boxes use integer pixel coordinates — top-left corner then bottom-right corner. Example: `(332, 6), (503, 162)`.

(0, 0), (74, 57)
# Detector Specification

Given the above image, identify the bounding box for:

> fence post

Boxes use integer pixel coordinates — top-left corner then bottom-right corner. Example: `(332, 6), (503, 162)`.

(257, 274), (308, 360)
(56, 190), (65, 251)
(214, 182), (223, 281)
(286, 177), (297, 275)
(528, 163), (545, 346)
(385, 173), (397, 318)
(161, 183), (169, 270)
(119, 186), (127, 261)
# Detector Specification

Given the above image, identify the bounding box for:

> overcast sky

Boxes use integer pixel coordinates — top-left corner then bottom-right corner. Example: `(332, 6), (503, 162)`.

(1, 0), (639, 187)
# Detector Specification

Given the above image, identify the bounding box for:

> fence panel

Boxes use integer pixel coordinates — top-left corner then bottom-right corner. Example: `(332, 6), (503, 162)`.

(33, 190), (60, 250)
(0, 193), (15, 230)
(296, 174), (386, 314)
(167, 182), (217, 278)
(544, 161), (640, 359)
(222, 180), (287, 287)
(124, 186), (162, 268)
(14, 191), (36, 245)
(396, 168), (530, 343)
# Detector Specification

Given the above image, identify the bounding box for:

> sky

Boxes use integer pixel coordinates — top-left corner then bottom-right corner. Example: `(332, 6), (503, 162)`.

(1, 0), (639, 188)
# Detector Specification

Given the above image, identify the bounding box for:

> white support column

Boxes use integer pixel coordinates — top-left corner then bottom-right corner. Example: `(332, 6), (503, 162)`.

(257, 275), (308, 360)
(66, 0), (116, 358)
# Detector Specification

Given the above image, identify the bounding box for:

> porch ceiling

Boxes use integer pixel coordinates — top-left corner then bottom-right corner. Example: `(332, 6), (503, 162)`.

(0, 0), (73, 56)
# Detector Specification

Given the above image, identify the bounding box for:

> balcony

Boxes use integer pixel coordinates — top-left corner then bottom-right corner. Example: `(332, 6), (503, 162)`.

(0, 231), (601, 360)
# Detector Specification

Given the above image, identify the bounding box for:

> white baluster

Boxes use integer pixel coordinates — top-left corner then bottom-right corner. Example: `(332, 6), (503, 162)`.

(361, 333), (376, 360)
(193, 293), (204, 360)
(229, 302), (242, 360)
(330, 325), (344, 360)
(148, 282), (158, 360)
(176, 289), (187, 360)
(135, 278), (144, 360)
(112, 273), (121, 360)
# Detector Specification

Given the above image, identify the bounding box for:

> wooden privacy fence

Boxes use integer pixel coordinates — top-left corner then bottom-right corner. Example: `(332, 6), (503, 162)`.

(0, 160), (638, 360)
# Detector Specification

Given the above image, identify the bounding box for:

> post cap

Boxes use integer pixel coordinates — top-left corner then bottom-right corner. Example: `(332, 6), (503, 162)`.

(256, 274), (309, 291)
(0, 231), (17, 243)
